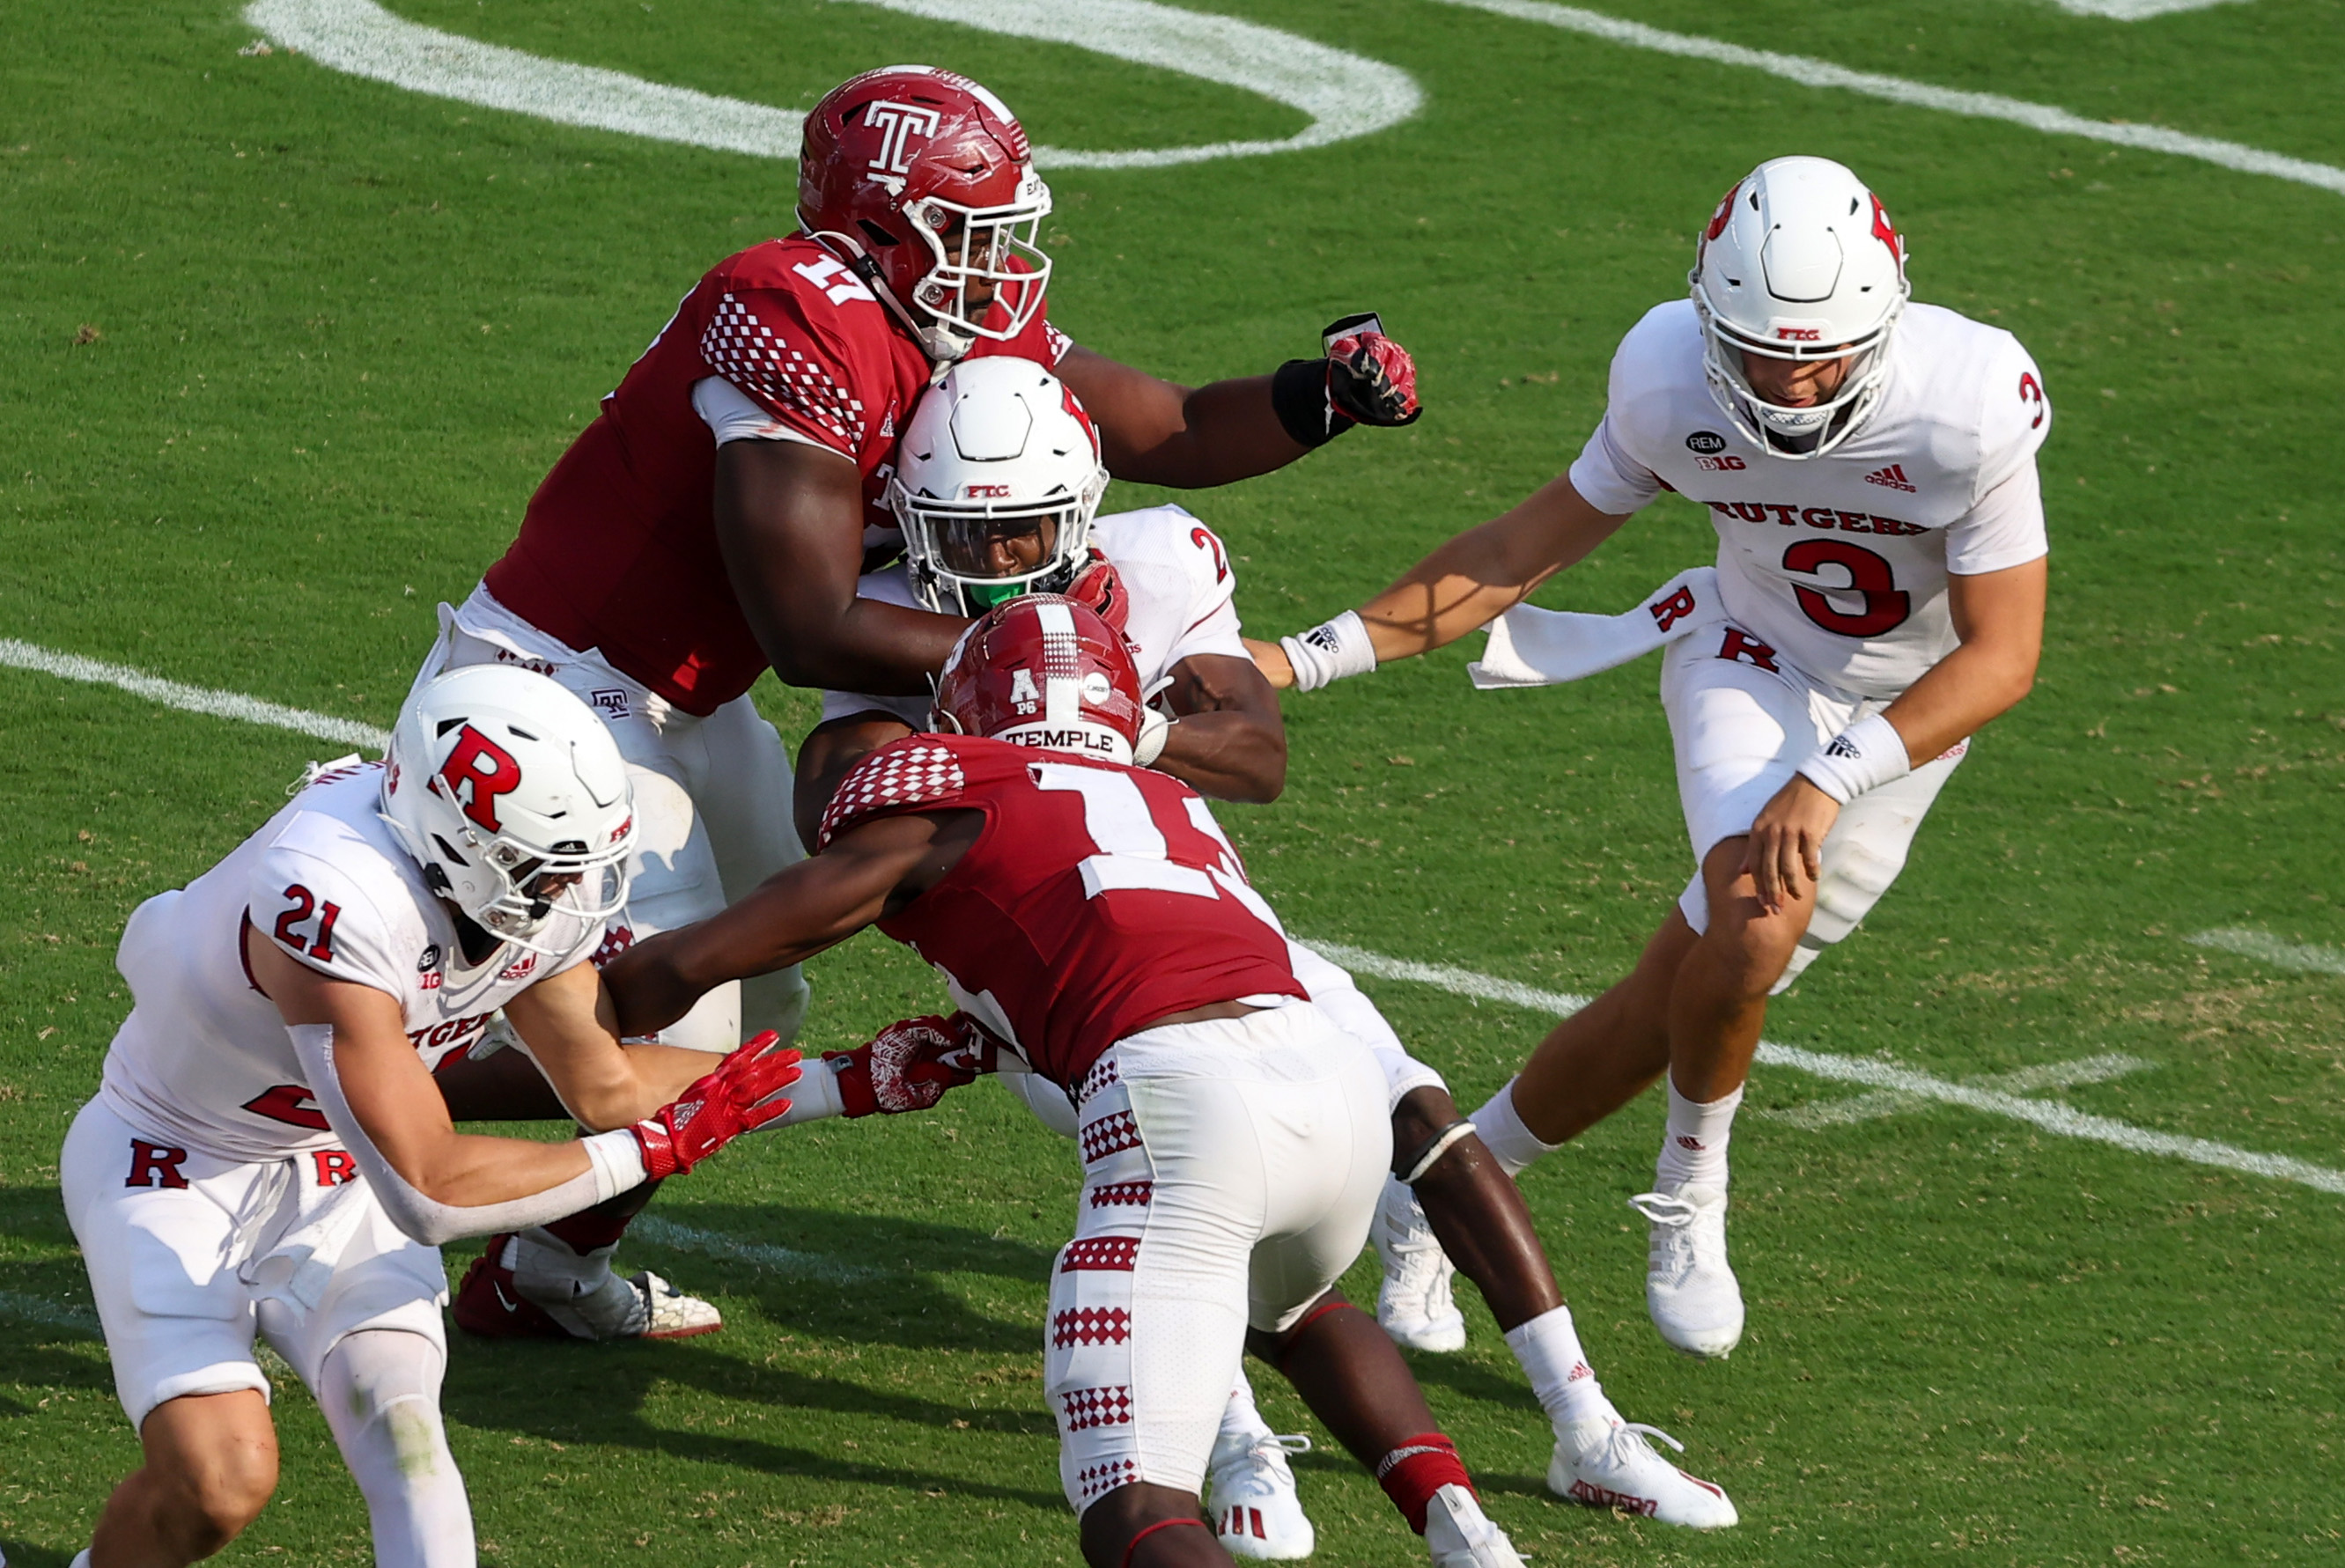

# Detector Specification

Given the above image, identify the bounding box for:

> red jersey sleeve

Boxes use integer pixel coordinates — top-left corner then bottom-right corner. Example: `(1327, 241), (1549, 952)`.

(695, 269), (884, 459)
(817, 738), (971, 850)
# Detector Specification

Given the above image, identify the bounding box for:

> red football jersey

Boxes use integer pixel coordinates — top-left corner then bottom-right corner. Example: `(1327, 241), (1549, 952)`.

(817, 735), (1306, 1089)
(483, 236), (1073, 715)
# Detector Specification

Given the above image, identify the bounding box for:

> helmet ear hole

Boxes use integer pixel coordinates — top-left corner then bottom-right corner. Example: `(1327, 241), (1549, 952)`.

(858, 218), (901, 248)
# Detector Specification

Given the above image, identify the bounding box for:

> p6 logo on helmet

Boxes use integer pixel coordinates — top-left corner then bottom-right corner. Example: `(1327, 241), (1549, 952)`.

(1009, 667), (1042, 715)
(434, 725), (524, 834)
(864, 100), (944, 183)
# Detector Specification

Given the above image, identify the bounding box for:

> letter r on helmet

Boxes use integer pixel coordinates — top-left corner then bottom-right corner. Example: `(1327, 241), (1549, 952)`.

(437, 725), (524, 833)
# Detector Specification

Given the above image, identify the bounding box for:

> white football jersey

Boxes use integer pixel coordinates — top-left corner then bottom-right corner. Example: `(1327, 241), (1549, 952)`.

(1569, 299), (2051, 698)
(820, 504), (1245, 726)
(98, 763), (606, 1162)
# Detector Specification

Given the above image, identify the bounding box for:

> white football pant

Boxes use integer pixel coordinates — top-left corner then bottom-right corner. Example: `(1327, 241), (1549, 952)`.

(1047, 1003), (1389, 1513)
(1662, 625), (1965, 990)
(415, 586), (810, 1050)
(62, 1099), (472, 1566)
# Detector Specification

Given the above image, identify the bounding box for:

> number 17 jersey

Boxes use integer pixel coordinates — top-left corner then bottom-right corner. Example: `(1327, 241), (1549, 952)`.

(1567, 299), (2052, 700)
(816, 735), (1305, 1090)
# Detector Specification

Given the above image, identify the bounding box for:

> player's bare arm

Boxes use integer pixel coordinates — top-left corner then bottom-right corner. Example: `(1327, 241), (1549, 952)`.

(712, 438), (968, 695)
(1744, 556), (2046, 910)
(1057, 349), (1306, 486)
(246, 930), (616, 1208)
(1153, 650), (1287, 801)
(1248, 475), (1633, 688)
(1058, 320), (1420, 490)
(495, 958), (731, 1131)
(606, 810), (980, 1041)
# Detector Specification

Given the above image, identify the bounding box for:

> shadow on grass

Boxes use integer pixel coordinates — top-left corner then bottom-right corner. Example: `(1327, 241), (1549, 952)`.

(614, 1199), (1055, 1357)
(0, 1539), (75, 1568)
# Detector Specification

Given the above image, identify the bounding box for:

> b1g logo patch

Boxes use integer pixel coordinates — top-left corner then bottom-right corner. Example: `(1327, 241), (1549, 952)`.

(417, 943), (443, 991)
(589, 688), (630, 721)
(1686, 431), (1729, 455)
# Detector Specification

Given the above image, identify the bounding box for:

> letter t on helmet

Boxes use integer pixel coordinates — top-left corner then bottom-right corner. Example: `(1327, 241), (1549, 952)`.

(797, 65), (1053, 363)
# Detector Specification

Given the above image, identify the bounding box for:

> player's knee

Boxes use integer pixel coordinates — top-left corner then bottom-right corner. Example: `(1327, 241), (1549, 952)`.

(160, 1444), (277, 1552)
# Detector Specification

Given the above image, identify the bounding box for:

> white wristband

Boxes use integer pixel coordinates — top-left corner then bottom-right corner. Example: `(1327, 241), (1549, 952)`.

(1796, 712), (1912, 806)
(580, 1128), (650, 1202)
(767, 1056), (848, 1127)
(1279, 610), (1378, 692)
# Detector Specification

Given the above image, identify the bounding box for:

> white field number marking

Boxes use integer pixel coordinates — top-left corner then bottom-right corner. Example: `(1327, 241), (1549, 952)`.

(1434, 0), (2345, 201)
(9, 636), (2341, 1198)
(2048, 0), (2245, 16)
(242, 0), (1420, 171)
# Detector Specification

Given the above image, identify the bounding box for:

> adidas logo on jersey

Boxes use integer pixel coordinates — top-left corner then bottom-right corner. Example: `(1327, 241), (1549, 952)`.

(1863, 463), (1918, 492)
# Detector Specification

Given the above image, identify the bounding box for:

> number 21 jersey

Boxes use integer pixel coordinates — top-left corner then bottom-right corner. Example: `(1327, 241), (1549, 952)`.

(98, 764), (605, 1162)
(1568, 299), (2052, 699)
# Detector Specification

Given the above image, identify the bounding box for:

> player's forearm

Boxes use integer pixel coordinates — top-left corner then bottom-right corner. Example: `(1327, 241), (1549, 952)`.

(550, 1042), (727, 1132)
(762, 598), (964, 695)
(1153, 710), (1287, 803)
(1879, 637), (2039, 765)
(1106, 375), (1309, 488)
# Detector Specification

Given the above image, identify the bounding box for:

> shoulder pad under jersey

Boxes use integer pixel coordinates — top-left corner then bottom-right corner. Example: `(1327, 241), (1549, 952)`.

(817, 738), (970, 850)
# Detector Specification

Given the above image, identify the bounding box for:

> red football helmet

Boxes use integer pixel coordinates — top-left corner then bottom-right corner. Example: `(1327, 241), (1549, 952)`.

(933, 595), (1147, 766)
(797, 64), (1052, 362)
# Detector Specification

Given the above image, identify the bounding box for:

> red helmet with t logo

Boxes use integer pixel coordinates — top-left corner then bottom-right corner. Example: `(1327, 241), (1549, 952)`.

(797, 65), (1053, 362)
(933, 596), (1147, 767)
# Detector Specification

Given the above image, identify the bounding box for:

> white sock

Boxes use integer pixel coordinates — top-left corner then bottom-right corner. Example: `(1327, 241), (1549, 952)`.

(512, 1226), (617, 1296)
(1655, 1080), (1743, 1191)
(1468, 1078), (1563, 1178)
(318, 1330), (476, 1568)
(1215, 1369), (1273, 1457)
(1504, 1307), (1615, 1433)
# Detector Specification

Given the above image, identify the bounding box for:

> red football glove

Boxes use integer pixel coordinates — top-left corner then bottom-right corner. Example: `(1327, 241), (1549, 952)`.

(1325, 326), (1421, 428)
(828, 1012), (994, 1118)
(1066, 552), (1131, 637)
(631, 1030), (803, 1178)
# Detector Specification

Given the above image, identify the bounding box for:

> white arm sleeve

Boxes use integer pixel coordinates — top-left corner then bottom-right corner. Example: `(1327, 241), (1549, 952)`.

(287, 1024), (647, 1246)
(692, 375), (847, 453)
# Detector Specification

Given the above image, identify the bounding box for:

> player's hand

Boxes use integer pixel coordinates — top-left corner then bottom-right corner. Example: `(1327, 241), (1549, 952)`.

(1324, 319), (1420, 428)
(632, 1031), (803, 1177)
(827, 1012), (991, 1117)
(1743, 776), (1840, 916)
(1243, 636), (1297, 690)
(1066, 553), (1131, 635)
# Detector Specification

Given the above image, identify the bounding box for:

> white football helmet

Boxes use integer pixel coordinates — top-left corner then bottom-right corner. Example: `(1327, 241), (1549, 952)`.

(380, 666), (636, 952)
(1690, 156), (1910, 459)
(888, 356), (1109, 616)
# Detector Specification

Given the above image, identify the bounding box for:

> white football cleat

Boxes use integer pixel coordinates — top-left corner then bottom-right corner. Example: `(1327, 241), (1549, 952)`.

(1550, 1418), (1737, 1528)
(510, 1232), (724, 1341)
(1375, 1176), (1466, 1353)
(1207, 1431), (1315, 1560)
(1423, 1484), (1525, 1568)
(1628, 1184), (1743, 1358)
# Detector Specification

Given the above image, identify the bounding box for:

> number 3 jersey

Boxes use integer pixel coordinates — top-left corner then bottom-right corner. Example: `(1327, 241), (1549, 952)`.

(815, 735), (1306, 1090)
(1568, 298), (2052, 700)
(98, 763), (605, 1163)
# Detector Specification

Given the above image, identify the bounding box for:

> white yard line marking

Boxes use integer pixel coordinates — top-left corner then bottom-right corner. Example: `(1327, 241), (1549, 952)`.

(1434, 0), (2345, 200)
(633, 1216), (879, 1283)
(0, 1290), (101, 1336)
(1302, 939), (2345, 1196)
(9, 639), (2338, 1200)
(2188, 928), (2345, 976)
(2050, 0), (2245, 17)
(2, 637), (389, 750)
(1763, 1050), (2157, 1130)
(244, 0), (1419, 172)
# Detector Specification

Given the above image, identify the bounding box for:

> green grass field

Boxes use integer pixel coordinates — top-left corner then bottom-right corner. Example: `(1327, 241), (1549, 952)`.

(6, 2), (2344, 1563)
